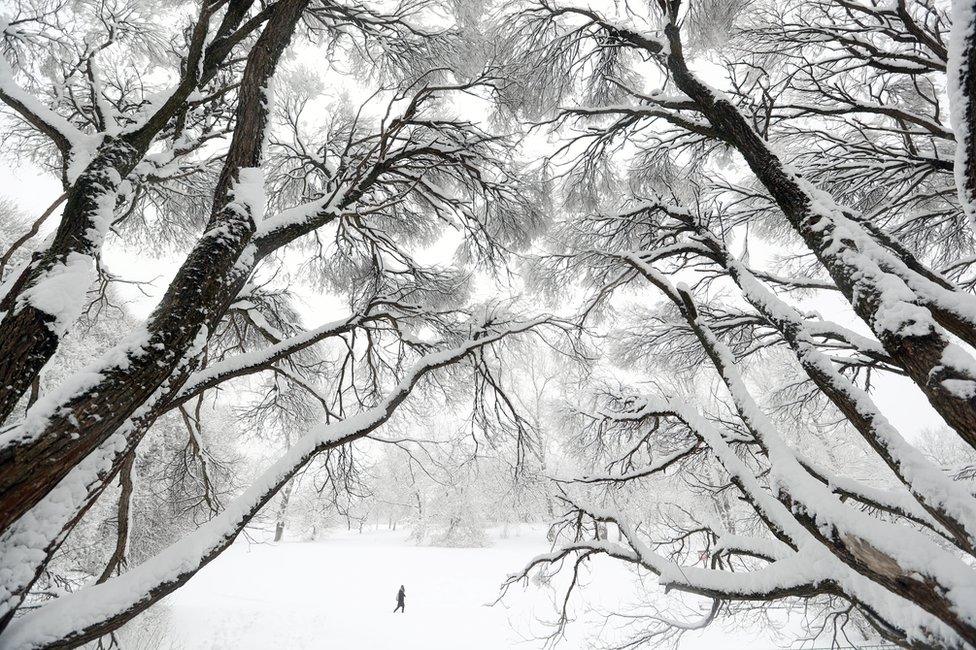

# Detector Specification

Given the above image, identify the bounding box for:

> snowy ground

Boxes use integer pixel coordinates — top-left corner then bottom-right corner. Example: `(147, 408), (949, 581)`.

(122, 527), (790, 649)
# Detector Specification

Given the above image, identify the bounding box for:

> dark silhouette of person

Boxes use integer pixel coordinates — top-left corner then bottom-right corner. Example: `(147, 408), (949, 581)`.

(394, 585), (406, 613)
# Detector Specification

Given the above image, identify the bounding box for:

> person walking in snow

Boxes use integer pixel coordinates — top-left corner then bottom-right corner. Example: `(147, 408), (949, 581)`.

(394, 585), (406, 613)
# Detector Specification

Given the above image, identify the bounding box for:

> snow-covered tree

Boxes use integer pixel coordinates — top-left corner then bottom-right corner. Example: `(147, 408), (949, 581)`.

(498, 0), (976, 647)
(0, 1), (561, 646)
(7, 0), (976, 647)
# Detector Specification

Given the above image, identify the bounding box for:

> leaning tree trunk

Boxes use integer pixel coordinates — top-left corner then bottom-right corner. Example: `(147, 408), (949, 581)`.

(657, 21), (976, 449)
(0, 0), (310, 536)
(0, 0), (256, 424)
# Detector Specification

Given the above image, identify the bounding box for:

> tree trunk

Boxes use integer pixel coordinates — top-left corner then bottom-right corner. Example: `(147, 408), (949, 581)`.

(950, 0), (976, 228)
(0, 0), (254, 423)
(661, 22), (976, 449)
(0, 0), (309, 537)
(273, 481), (292, 543)
(0, 140), (138, 422)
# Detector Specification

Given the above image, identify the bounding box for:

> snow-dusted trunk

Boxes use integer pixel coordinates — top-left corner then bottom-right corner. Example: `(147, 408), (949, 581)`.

(661, 23), (976, 449)
(0, 140), (135, 422)
(0, 0), (254, 424)
(950, 0), (976, 231)
(0, 0), (309, 542)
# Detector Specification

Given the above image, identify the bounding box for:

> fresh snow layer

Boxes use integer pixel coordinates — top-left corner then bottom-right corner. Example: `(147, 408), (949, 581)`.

(18, 252), (96, 335)
(228, 167), (267, 222)
(119, 527), (778, 650)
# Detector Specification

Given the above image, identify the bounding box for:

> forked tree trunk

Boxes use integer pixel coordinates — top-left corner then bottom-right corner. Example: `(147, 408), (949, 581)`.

(0, 0), (256, 423)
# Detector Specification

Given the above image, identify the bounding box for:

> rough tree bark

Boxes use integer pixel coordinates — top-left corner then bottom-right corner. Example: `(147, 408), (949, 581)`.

(0, 0), (309, 538)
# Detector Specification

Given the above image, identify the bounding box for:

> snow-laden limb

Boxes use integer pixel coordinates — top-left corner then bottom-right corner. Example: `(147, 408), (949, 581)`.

(949, 0), (976, 233)
(585, 381), (814, 551)
(0, 326), (211, 628)
(795, 454), (944, 529)
(651, 19), (976, 449)
(523, 382), (962, 643)
(636, 266), (976, 643)
(799, 323), (903, 378)
(572, 328), (939, 538)
(557, 442), (701, 484)
(725, 270), (976, 547)
(0, 428), (129, 623)
(170, 311), (378, 407)
(252, 189), (346, 255)
(711, 532), (794, 563)
(500, 537), (846, 641)
(0, 317), (546, 650)
(504, 494), (958, 646)
(654, 221), (976, 553)
(0, 53), (89, 156)
(547, 8), (976, 549)
(606, 251), (976, 641)
(614, 511), (828, 601)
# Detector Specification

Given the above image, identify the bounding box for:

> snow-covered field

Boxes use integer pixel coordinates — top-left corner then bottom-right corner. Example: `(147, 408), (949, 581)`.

(121, 527), (781, 650)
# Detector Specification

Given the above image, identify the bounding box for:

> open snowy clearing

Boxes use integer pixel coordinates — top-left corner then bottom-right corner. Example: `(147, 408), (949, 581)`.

(121, 528), (786, 650)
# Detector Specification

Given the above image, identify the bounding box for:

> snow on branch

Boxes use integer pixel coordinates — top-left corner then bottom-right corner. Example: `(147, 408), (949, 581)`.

(0, 53), (88, 155)
(632, 204), (976, 553)
(626, 260), (976, 642)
